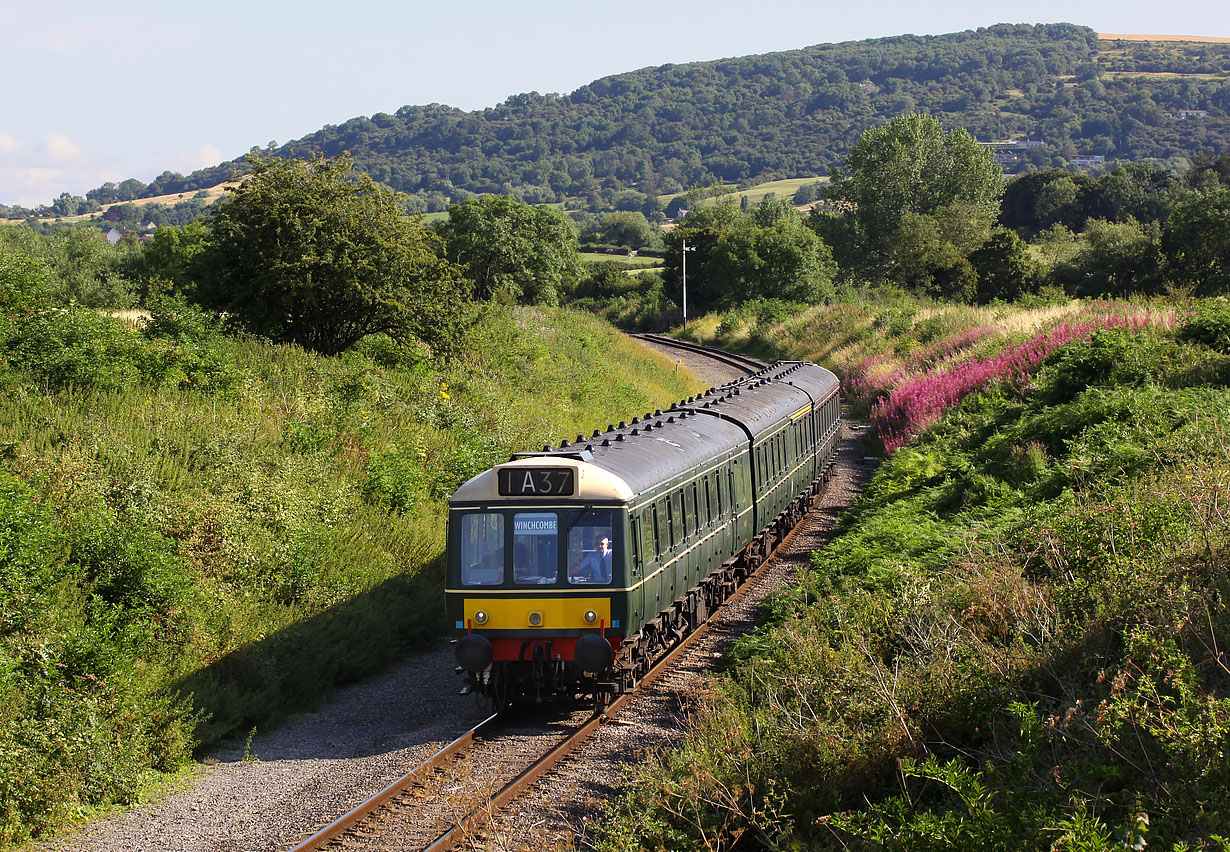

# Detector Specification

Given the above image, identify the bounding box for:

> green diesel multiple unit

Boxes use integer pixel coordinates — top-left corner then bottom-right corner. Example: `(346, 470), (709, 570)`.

(447, 360), (841, 706)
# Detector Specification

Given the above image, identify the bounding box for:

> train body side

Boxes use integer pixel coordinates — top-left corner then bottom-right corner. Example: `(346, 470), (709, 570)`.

(445, 360), (840, 703)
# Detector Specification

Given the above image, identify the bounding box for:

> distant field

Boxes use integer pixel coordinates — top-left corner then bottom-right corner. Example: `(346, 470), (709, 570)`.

(658, 176), (827, 211)
(580, 251), (662, 267)
(17, 181), (239, 226)
(1098, 33), (1230, 43)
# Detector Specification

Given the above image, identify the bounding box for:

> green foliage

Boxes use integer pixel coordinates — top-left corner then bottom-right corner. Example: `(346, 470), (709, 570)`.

(828, 114), (1004, 245)
(663, 199), (836, 313)
(1178, 299), (1230, 353)
(440, 194), (583, 305)
(0, 286), (704, 841)
(50, 25), (1230, 217)
(600, 210), (663, 250)
(1052, 218), (1165, 297)
(1162, 188), (1230, 296)
(0, 226), (137, 309)
(198, 154), (472, 357)
(599, 309), (1230, 850)
(970, 229), (1041, 303)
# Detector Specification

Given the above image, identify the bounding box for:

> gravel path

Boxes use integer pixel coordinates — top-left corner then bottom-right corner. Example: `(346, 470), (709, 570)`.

(46, 646), (490, 852)
(44, 347), (869, 852)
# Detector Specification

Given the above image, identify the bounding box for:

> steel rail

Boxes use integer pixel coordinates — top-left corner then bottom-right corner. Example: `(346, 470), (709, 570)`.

(631, 333), (767, 375)
(287, 462), (833, 851)
(420, 462), (833, 852)
(287, 712), (501, 852)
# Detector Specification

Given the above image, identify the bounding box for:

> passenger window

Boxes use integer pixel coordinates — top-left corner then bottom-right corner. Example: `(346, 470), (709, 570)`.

(460, 513), (504, 586)
(684, 486), (695, 537)
(512, 512), (558, 585)
(629, 517), (639, 568)
(566, 509), (614, 585)
(640, 510), (654, 564)
(652, 504), (662, 557)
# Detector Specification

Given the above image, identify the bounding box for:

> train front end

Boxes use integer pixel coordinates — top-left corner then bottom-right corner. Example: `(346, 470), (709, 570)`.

(446, 455), (633, 707)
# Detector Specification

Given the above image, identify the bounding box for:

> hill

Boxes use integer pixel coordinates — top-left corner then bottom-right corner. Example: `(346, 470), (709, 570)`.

(11, 23), (1230, 218)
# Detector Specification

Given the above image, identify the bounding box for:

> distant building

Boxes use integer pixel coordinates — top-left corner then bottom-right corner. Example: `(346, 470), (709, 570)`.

(1071, 155), (1106, 165)
(104, 228), (122, 245)
(980, 139), (1044, 149)
(1179, 109), (1209, 119)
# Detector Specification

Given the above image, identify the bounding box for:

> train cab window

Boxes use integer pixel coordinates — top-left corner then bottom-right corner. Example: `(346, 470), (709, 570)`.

(567, 509), (614, 585)
(460, 513), (505, 586)
(512, 512), (558, 585)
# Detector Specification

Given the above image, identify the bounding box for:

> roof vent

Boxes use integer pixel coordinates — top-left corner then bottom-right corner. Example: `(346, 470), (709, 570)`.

(654, 409), (662, 416)
(619, 421), (627, 429)
(593, 429), (601, 438)
(543, 445), (551, 452)
(735, 389), (742, 395)
(601, 439), (611, 447)
(607, 425), (615, 433)
(560, 439), (570, 447)
(667, 416), (676, 424)
(616, 434), (625, 442)
(577, 434), (585, 443)
(632, 417), (640, 424)
(630, 428), (640, 436)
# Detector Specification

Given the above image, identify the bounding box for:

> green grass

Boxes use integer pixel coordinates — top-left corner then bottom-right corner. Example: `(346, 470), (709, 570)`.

(658, 176), (827, 210)
(0, 280), (705, 844)
(579, 251), (663, 267)
(598, 309), (1230, 850)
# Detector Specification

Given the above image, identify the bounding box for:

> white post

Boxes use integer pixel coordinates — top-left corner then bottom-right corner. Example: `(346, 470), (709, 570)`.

(681, 239), (696, 327)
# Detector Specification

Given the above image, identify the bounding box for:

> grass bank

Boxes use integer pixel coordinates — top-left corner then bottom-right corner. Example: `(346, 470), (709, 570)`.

(601, 301), (1230, 849)
(0, 253), (704, 843)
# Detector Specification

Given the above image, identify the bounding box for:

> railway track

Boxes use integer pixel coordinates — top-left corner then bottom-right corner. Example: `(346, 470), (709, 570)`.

(288, 473), (836, 852)
(631, 332), (768, 376)
(287, 338), (815, 852)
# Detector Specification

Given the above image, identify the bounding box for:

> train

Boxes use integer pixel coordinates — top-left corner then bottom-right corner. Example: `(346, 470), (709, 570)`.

(445, 359), (841, 707)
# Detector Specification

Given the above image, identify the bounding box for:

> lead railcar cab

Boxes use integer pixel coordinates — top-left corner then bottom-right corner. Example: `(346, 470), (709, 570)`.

(446, 361), (840, 707)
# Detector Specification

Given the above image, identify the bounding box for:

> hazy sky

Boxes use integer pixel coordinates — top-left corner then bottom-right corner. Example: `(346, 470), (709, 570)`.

(2, 0), (1227, 207)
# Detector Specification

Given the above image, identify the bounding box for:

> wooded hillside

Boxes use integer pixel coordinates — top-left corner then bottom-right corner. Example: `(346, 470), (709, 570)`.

(14, 23), (1226, 220)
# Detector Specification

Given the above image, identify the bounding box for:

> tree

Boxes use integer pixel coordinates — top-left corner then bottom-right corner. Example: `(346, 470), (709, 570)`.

(440, 195), (583, 305)
(197, 154), (470, 357)
(828, 114), (1004, 243)
(663, 200), (836, 313)
(1162, 189), (1230, 295)
(970, 229), (1040, 303)
(601, 211), (662, 250)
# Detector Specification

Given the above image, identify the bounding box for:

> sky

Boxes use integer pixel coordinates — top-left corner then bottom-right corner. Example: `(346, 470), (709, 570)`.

(2, 0), (1228, 208)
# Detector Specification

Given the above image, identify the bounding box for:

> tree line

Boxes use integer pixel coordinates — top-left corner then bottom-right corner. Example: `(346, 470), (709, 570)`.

(6, 23), (1229, 221)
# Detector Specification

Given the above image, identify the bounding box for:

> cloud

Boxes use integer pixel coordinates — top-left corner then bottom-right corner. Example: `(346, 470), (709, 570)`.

(175, 144), (224, 174)
(39, 134), (84, 161)
(0, 132), (24, 155)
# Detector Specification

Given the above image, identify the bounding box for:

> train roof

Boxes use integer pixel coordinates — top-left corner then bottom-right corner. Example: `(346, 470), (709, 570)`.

(449, 360), (840, 506)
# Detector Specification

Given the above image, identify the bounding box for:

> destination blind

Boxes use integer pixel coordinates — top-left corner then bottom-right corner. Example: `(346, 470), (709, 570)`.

(498, 468), (575, 497)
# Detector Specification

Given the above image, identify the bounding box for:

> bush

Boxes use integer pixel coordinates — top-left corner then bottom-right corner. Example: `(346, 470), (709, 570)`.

(1177, 299), (1230, 353)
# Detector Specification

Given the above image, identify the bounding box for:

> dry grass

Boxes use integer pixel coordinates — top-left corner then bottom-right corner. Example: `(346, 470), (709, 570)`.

(26, 181), (241, 225)
(1098, 33), (1230, 43)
